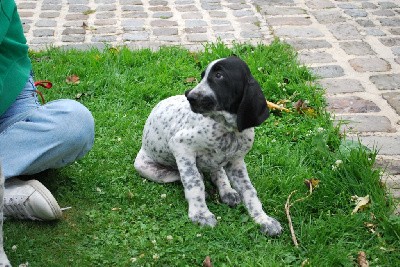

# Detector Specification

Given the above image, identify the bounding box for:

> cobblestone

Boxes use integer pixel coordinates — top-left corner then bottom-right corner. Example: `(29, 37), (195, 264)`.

(15, 0), (400, 205)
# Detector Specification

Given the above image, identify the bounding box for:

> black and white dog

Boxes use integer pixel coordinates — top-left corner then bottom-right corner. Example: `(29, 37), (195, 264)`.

(134, 57), (282, 236)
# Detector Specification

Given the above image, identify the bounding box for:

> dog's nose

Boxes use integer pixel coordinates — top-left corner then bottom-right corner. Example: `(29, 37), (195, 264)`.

(184, 89), (191, 97)
(186, 92), (216, 113)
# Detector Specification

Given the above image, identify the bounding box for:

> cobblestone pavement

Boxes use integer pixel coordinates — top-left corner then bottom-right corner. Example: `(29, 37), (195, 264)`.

(16, 0), (400, 208)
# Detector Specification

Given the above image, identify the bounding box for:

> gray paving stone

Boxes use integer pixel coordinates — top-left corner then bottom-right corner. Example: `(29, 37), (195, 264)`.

(327, 96), (381, 113)
(336, 115), (394, 133)
(267, 17), (312, 26)
(96, 12), (117, 20)
(328, 24), (362, 40)
(185, 19), (208, 28)
(18, 11), (34, 18)
(62, 28), (86, 35)
(378, 2), (399, 9)
(240, 31), (262, 39)
(344, 9), (368, 17)
(365, 28), (386, 36)
(356, 19), (375, 27)
(93, 26), (117, 34)
(94, 19), (118, 26)
(349, 58), (391, 72)
(392, 47), (400, 56)
(310, 65), (345, 78)
(61, 35), (86, 42)
(186, 33), (209, 42)
(376, 158), (400, 176)
(305, 0), (335, 9)
(33, 29), (55, 37)
(285, 39), (332, 50)
(298, 51), (335, 64)
(337, 3), (358, 9)
(121, 6), (144, 12)
(185, 27), (207, 33)
(356, 136), (400, 156)
(312, 10), (346, 24)
(319, 78), (365, 94)
(263, 7), (305, 16)
(182, 13), (203, 19)
(379, 18), (400, 27)
(389, 28), (400, 35)
(340, 41), (376, 55)
(35, 20), (57, 27)
(361, 2), (378, 9)
(372, 9), (396, 16)
(41, 4), (62, 11)
(370, 74), (400, 90)
(122, 12), (148, 18)
(39, 12), (60, 19)
(97, 4), (116, 11)
(151, 20), (178, 27)
(176, 5), (198, 12)
(275, 27), (324, 38)
(123, 32), (150, 41)
(382, 92), (400, 114)
(379, 37), (400, 47)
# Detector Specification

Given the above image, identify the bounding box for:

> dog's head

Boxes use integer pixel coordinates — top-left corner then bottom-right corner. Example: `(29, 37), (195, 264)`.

(185, 56), (269, 132)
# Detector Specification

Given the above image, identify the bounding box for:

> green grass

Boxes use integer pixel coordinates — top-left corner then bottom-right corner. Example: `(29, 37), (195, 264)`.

(4, 41), (399, 266)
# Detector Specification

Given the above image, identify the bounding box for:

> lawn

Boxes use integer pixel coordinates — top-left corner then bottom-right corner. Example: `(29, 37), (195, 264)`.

(4, 41), (399, 266)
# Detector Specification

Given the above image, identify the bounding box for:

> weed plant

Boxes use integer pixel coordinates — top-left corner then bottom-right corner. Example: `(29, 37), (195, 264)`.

(4, 41), (399, 266)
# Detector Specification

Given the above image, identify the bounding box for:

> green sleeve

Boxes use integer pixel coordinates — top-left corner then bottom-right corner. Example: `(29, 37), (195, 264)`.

(0, 0), (32, 116)
(0, 0), (13, 44)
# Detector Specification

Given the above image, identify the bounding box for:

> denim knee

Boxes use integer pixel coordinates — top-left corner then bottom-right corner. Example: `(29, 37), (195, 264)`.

(44, 100), (95, 159)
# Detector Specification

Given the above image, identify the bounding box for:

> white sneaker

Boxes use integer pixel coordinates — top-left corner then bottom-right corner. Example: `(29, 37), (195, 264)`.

(3, 179), (62, 221)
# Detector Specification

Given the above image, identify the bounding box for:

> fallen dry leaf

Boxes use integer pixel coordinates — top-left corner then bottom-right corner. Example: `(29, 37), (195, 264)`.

(66, 74), (80, 85)
(185, 77), (197, 83)
(351, 195), (370, 214)
(357, 251), (369, 267)
(294, 99), (316, 116)
(364, 222), (377, 234)
(203, 256), (213, 267)
(304, 178), (320, 193)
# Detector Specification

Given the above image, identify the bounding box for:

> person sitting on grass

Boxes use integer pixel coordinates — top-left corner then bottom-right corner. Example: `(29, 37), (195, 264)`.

(0, 0), (95, 265)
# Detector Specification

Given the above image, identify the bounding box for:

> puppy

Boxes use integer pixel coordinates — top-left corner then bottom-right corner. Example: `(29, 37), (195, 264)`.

(134, 57), (282, 236)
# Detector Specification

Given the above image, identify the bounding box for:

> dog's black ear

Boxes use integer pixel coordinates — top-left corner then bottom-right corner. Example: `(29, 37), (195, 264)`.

(237, 77), (269, 132)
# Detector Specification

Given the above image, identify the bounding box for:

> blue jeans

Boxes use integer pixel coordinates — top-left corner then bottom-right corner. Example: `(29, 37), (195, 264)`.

(0, 74), (95, 179)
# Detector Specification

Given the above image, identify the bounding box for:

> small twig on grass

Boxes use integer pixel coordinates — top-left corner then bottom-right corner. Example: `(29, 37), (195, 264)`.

(285, 190), (299, 247)
(285, 189), (314, 248)
(267, 100), (290, 112)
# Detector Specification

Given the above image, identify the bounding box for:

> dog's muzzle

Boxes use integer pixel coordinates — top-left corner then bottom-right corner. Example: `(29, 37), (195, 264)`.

(185, 89), (217, 114)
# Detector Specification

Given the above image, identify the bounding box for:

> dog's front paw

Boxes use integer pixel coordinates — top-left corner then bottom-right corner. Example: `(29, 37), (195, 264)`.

(190, 211), (217, 227)
(220, 190), (241, 207)
(260, 217), (283, 237)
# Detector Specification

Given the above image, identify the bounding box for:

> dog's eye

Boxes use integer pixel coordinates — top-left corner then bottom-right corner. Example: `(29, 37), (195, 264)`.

(215, 72), (223, 79)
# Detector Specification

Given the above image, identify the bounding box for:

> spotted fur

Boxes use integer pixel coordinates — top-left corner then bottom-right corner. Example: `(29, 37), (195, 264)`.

(134, 57), (282, 236)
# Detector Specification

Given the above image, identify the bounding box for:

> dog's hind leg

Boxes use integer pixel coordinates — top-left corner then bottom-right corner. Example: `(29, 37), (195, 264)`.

(211, 168), (241, 207)
(134, 149), (180, 183)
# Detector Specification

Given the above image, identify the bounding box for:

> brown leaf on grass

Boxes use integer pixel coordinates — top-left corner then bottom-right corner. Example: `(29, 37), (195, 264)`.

(294, 99), (316, 116)
(351, 195), (370, 214)
(304, 178), (320, 193)
(357, 251), (369, 267)
(203, 256), (213, 267)
(66, 74), (80, 85)
(185, 77), (197, 83)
